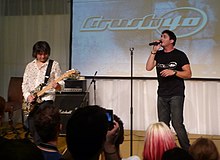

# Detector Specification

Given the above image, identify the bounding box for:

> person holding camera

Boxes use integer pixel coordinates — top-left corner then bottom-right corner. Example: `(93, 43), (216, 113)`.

(103, 114), (140, 160)
(66, 105), (121, 160)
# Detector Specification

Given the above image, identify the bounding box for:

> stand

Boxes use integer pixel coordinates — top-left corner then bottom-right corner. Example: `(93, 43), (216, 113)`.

(92, 75), (97, 105)
(79, 71), (97, 107)
(129, 47), (134, 156)
(92, 71), (97, 105)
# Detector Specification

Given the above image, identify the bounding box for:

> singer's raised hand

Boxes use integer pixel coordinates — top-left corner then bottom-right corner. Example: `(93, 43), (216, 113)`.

(151, 40), (162, 53)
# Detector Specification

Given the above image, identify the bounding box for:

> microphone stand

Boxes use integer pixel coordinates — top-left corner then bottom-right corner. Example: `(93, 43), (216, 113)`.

(79, 71), (97, 107)
(129, 47), (134, 156)
(92, 72), (97, 105)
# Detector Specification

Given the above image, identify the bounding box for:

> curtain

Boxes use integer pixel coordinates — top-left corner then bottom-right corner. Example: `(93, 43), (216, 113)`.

(0, 0), (70, 98)
(87, 79), (220, 135)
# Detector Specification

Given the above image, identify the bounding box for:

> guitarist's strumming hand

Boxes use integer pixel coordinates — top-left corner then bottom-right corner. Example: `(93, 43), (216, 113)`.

(51, 81), (61, 91)
(27, 94), (36, 103)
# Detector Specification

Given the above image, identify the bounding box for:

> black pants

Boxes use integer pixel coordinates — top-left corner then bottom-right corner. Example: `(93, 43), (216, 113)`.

(26, 100), (53, 144)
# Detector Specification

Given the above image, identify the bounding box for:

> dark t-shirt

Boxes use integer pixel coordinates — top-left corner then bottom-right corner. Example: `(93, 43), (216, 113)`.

(38, 142), (63, 160)
(155, 48), (190, 97)
(41, 150), (63, 160)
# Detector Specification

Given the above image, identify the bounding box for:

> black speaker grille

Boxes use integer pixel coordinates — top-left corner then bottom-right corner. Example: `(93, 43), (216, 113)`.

(55, 92), (89, 110)
(54, 92), (89, 135)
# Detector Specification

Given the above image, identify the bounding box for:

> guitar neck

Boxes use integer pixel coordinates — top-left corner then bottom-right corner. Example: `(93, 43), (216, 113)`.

(35, 69), (76, 98)
(36, 76), (63, 97)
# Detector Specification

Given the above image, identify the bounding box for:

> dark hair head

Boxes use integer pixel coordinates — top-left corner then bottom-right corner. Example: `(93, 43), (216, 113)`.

(34, 105), (61, 143)
(66, 105), (109, 160)
(162, 147), (194, 160)
(0, 138), (44, 160)
(162, 30), (177, 46)
(113, 114), (124, 148)
(189, 138), (219, 160)
(32, 41), (51, 58)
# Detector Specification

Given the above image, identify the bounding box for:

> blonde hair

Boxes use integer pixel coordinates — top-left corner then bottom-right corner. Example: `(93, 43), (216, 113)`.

(143, 122), (176, 160)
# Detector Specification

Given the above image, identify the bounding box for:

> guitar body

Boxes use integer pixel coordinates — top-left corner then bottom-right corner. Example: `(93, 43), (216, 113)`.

(22, 95), (42, 116)
(22, 69), (78, 115)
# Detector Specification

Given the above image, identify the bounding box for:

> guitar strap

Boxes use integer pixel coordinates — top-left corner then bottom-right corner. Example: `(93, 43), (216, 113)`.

(44, 59), (54, 85)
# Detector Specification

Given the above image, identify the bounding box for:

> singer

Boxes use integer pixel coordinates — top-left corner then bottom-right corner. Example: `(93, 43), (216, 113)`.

(146, 30), (192, 150)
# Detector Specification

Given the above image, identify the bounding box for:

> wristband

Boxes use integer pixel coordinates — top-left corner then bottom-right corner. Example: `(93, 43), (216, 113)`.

(151, 51), (156, 55)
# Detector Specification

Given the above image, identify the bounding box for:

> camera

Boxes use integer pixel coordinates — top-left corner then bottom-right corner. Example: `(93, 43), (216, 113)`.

(106, 109), (114, 130)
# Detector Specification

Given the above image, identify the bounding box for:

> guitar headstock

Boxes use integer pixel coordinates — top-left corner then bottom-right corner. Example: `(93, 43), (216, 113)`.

(61, 69), (80, 80)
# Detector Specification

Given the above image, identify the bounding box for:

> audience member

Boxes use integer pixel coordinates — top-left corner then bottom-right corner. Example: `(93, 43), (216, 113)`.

(113, 114), (124, 150)
(66, 105), (120, 160)
(189, 137), (219, 160)
(162, 147), (194, 160)
(101, 114), (140, 160)
(0, 136), (44, 160)
(143, 122), (177, 160)
(34, 105), (63, 160)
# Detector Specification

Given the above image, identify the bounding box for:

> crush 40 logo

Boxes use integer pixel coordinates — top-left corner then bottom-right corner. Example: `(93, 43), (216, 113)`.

(80, 7), (208, 38)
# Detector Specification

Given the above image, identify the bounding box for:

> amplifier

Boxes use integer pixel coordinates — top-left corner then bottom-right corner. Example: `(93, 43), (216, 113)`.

(62, 88), (82, 92)
(64, 79), (87, 92)
(55, 92), (89, 135)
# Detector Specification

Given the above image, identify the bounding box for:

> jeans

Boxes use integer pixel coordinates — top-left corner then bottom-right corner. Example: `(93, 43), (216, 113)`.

(157, 96), (190, 150)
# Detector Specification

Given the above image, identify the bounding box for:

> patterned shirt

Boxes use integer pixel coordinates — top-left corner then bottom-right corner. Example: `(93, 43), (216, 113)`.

(22, 59), (64, 102)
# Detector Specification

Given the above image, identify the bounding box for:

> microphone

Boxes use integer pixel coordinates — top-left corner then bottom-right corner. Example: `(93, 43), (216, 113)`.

(91, 71), (97, 83)
(92, 71), (97, 80)
(149, 40), (161, 46)
(94, 71), (97, 76)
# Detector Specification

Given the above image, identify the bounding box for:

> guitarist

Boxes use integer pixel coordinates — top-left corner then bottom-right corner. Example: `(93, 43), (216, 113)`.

(22, 41), (64, 144)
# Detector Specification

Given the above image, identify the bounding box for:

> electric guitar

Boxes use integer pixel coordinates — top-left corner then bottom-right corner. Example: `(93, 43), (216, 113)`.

(23, 69), (79, 115)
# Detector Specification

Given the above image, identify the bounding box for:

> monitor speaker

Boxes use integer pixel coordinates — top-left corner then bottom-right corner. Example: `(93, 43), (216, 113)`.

(54, 92), (89, 135)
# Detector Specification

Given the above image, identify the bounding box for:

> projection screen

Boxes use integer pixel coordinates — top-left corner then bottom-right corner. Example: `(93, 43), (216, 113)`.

(71, 0), (220, 79)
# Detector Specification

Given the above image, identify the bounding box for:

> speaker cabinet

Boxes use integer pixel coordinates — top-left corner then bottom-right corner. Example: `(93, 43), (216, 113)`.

(54, 92), (89, 135)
